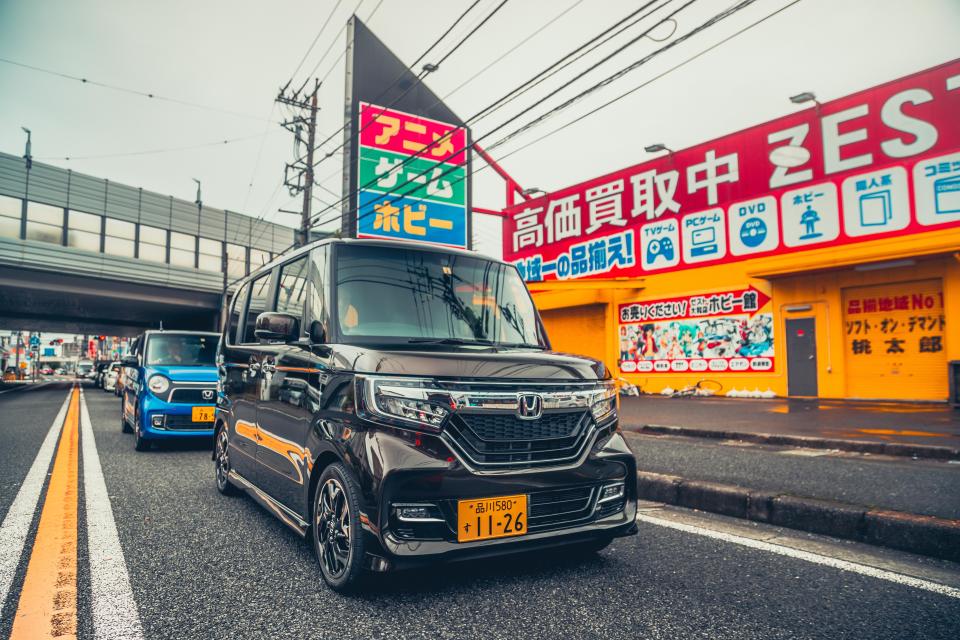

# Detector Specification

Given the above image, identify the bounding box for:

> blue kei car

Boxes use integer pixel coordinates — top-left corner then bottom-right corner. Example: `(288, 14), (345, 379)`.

(120, 330), (219, 451)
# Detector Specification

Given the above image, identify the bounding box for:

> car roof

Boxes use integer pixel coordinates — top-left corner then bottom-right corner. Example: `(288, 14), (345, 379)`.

(230, 237), (513, 290)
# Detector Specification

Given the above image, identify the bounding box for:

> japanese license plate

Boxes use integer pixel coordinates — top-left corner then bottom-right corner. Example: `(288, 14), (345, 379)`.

(457, 494), (527, 542)
(191, 406), (215, 422)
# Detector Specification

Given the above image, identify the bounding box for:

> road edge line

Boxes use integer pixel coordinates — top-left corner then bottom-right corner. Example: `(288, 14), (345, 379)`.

(79, 388), (146, 640)
(0, 387), (71, 608)
(635, 512), (960, 600)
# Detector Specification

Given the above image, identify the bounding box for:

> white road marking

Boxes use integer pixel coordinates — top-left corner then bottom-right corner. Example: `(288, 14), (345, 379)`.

(636, 512), (960, 600)
(0, 388), (71, 607)
(79, 388), (146, 640)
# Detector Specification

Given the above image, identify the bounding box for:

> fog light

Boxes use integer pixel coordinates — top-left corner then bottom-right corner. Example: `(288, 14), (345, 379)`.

(599, 483), (625, 503)
(151, 415), (164, 428)
(394, 503), (443, 522)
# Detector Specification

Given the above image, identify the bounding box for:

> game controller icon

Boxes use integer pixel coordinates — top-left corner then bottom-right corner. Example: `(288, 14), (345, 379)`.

(646, 237), (674, 263)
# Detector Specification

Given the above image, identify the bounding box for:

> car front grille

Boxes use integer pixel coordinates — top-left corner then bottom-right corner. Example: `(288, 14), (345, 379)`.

(168, 387), (216, 404)
(162, 415), (214, 430)
(527, 485), (598, 531)
(443, 409), (595, 471)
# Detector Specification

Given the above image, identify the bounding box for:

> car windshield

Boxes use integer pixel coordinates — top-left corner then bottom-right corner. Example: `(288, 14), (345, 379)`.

(334, 244), (544, 347)
(145, 334), (217, 366)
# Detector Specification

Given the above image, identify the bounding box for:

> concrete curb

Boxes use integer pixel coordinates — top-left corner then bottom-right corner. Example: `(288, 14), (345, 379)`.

(635, 424), (960, 460)
(635, 470), (960, 562)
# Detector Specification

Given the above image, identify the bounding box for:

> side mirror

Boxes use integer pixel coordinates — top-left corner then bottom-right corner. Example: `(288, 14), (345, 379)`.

(121, 355), (138, 367)
(308, 320), (326, 345)
(254, 312), (300, 343)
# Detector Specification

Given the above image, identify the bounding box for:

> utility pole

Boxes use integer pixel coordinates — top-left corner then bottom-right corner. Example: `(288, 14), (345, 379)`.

(277, 78), (321, 247)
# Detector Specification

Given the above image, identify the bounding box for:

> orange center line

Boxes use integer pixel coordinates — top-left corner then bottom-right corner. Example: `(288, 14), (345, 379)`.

(11, 386), (80, 640)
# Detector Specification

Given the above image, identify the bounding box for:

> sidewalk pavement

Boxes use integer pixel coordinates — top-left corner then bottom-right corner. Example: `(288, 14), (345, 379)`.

(620, 395), (960, 450)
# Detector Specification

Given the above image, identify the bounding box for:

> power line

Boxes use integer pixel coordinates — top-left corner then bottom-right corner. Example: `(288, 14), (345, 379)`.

(493, 0), (805, 168)
(288, 0), (344, 81)
(316, 0), (385, 84)
(307, 0), (756, 235)
(441, 0), (585, 101)
(0, 57), (275, 122)
(302, 0), (684, 230)
(35, 130), (283, 161)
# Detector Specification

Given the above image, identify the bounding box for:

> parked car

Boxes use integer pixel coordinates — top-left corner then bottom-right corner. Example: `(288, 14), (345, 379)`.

(214, 239), (636, 592)
(3, 366), (19, 381)
(121, 331), (219, 451)
(40, 366), (53, 375)
(103, 361), (121, 392)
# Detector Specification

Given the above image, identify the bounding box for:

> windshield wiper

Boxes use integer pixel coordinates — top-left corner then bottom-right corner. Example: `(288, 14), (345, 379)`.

(406, 337), (494, 346)
(406, 338), (546, 349)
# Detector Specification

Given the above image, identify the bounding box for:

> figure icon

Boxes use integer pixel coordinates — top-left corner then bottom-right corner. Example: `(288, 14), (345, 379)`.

(799, 204), (822, 240)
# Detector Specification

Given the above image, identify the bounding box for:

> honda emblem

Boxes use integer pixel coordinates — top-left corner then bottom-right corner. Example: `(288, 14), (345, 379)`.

(516, 393), (543, 420)
(202, 389), (215, 401)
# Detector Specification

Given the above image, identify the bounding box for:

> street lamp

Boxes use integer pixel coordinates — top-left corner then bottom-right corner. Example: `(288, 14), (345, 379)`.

(644, 143), (673, 154)
(21, 127), (32, 169)
(789, 92), (822, 114)
(192, 178), (202, 206)
(520, 187), (545, 197)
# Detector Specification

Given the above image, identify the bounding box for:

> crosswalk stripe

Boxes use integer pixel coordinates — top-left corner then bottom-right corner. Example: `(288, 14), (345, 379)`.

(0, 387), (71, 611)
(79, 388), (145, 640)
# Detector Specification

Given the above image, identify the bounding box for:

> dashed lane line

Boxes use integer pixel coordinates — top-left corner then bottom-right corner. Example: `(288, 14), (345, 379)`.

(79, 388), (145, 640)
(10, 387), (80, 639)
(0, 387), (71, 610)
(635, 512), (960, 600)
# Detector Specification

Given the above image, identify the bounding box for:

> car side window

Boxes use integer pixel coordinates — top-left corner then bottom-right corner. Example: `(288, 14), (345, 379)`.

(228, 282), (251, 345)
(240, 273), (272, 344)
(275, 256), (308, 330)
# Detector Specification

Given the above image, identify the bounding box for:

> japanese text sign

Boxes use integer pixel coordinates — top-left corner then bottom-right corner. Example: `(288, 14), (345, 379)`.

(356, 102), (469, 248)
(618, 286), (775, 374)
(505, 60), (960, 280)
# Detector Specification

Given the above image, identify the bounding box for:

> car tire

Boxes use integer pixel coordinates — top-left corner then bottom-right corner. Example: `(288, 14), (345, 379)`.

(311, 463), (366, 593)
(214, 427), (239, 496)
(134, 415), (151, 451)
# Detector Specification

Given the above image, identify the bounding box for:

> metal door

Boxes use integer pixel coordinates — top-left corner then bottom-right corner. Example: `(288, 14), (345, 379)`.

(786, 317), (818, 396)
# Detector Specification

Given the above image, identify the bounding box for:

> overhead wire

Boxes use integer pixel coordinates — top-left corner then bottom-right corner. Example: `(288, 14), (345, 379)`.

(288, 0), (344, 82)
(35, 129), (283, 161)
(305, 0), (761, 236)
(0, 57), (275, 123)
(491, 0), (805, 169)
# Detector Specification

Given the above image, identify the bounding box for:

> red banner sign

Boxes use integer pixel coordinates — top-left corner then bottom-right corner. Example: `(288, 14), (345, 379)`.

(503, 60), (960, 281)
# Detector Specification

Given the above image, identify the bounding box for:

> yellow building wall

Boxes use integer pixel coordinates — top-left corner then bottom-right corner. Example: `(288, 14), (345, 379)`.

(530, 227), (960, 401)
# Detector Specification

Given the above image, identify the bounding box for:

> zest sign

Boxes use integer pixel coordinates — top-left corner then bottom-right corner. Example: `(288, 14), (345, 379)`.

(504, 60), (960, 281)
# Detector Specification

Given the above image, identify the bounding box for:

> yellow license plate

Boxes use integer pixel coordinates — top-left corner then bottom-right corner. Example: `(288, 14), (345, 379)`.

(192, 406), (215, 422)
(457, 494), (528, 542)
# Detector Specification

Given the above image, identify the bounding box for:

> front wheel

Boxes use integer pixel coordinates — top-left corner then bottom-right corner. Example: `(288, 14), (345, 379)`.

(134, 414), (150, 451)
(312, 463), (366, 592)
(214, 428), (238, 496)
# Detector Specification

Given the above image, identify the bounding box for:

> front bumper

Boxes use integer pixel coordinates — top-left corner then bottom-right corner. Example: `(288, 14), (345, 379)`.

(139, 395), (215, 439)
(357, 425), (637, 570)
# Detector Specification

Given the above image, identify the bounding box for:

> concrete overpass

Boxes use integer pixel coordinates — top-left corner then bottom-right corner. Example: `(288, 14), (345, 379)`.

(0, 151), (295, 336)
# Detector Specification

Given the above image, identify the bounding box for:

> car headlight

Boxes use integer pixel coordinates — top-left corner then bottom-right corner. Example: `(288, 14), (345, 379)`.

(148, 374), (170, 395)
(590, 381), (618, 422)
(358, 377), (450, 433)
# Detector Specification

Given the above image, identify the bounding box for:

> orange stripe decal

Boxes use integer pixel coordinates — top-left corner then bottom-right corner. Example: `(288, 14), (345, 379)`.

(11, 387), (80, 640)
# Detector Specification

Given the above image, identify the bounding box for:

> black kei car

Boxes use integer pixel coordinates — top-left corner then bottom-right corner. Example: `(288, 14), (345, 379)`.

(215, 238), (637, 591)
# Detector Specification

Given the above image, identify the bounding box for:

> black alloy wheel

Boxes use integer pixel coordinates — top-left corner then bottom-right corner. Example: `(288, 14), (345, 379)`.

(312, 463), (365, 592)
(214, 428), (237, 495)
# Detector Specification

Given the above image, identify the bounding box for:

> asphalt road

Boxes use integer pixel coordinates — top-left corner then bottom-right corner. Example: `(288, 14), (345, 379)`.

(2, 382), (960, 639)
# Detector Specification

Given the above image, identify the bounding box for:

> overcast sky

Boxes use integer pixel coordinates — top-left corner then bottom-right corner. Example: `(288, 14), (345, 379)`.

(0, 0), (957, 259)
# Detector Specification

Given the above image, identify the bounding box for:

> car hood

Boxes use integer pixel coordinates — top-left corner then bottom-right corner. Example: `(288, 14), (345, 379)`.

(327, 345), (607, 381)
(146, 365), (218, 382)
